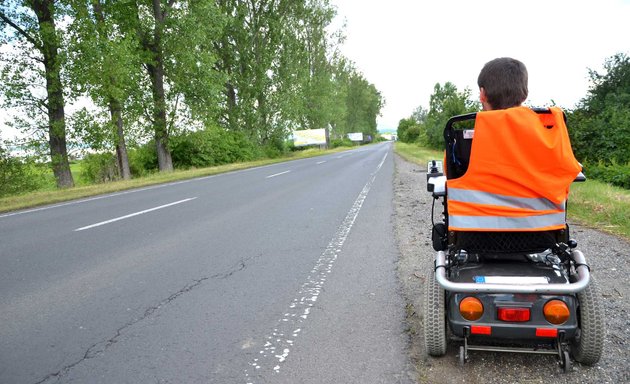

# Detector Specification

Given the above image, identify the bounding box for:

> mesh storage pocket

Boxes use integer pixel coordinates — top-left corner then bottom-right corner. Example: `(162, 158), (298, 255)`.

(451, 231), (561, 254)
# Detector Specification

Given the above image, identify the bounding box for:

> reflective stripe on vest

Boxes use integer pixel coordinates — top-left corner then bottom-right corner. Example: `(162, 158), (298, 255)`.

(448, 188), (566, 212)
(448, 212), (566, 231)
(448, 188), (566, 231)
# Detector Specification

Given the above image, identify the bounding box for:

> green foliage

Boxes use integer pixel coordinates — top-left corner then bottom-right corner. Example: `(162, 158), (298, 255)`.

(127, 144), (158, 176)
(169, 128), (259, 169)
(0, 145), (48, 197)
(405, 126), (421, 143)
(568, 53), (630, 167)
(583, 160), (630, 189)
(0, 0), (75, 187)
(2, 0), (386, 191)
(397, 117), (417, 143)
(424, 82), (480, 149)
(330, 137), (353, 148)
(80, 153), (119, 184)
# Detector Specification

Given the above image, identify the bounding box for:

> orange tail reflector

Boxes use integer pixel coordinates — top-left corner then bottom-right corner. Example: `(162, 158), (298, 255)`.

(543, 300), (570, 325)
(460, 297), (484, 321)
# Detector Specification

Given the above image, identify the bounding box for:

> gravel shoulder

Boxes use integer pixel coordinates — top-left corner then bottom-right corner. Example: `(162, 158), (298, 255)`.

(393, 154), (630, 384)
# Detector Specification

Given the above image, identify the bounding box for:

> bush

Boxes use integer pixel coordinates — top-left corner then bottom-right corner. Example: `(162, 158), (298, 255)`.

(0, 147), (48, 197)
(80, 152), (119, 183)
(127, 143), (158, 177)
(405, 126), (421, 142)
(330, 137), (353, 148)
(170, 128), (260, 168)
(262, 133), (288, 159)
(583, 160), (630, 189)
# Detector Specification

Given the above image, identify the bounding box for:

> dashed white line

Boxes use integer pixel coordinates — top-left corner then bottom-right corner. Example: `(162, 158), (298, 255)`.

(266, 171), (291, 179)
(316, 161), (326, 164)
(74, 197), (197, 231)
(244, 151), (388, 383)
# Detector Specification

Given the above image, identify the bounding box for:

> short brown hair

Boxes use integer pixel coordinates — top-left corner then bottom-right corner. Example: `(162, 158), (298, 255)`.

(477, 57), (528, 110)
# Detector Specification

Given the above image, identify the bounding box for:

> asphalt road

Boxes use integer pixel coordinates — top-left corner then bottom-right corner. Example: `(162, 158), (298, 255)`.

(0, 142), (415, 384)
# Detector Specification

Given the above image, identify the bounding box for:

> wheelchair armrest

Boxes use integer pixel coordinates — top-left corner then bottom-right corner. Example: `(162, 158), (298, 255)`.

(427, 175), (447, 197)
(426, 160), (446, 196)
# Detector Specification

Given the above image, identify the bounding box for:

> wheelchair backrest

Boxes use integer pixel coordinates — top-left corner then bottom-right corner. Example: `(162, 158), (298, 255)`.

(443, 107), (581, 250)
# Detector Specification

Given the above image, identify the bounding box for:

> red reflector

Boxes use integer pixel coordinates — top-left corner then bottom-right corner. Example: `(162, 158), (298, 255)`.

(497, 307), (531, 322)
(471, 325), (492, 335)
(536, 328), (558, 338)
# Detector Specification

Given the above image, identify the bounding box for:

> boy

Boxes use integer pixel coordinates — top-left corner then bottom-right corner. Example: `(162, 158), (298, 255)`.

(477, 57), (528, 111)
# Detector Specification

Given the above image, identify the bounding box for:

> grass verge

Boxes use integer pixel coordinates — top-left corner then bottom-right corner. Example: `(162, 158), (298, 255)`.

(394, 142), (630, 241)
(0, 146), (351, 214)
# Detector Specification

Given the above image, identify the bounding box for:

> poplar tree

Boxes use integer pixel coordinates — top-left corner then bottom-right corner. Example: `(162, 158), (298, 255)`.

(1, 0), (74, 187)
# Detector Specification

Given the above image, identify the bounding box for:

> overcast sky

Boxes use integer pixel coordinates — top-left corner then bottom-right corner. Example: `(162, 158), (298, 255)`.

(330, 0), (630, 131)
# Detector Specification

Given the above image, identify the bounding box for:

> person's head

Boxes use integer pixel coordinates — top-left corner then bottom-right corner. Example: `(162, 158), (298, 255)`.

(477, 57), (528, 111)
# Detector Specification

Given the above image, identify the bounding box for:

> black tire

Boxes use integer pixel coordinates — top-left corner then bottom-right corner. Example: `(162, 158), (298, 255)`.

(424, 268), (447, 356)
(458, 346), (466, 366)
(571, 276), (604, 365)
(562, 350), (572, 373)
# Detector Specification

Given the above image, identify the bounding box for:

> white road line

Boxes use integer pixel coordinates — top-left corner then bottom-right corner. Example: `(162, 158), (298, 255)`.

(244, 151), (388, 383)
(316, 161), (326, 164)
(266, 170), (290, 179)
(74, 197), (197, 232)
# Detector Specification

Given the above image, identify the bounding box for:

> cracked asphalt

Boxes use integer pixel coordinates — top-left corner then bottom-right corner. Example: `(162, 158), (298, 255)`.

(1, 143), (413, 384)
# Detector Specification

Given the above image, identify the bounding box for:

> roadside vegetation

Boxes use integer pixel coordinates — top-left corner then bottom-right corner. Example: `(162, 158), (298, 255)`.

(1, 1), (383, 192)
(0, 145), (358, 213)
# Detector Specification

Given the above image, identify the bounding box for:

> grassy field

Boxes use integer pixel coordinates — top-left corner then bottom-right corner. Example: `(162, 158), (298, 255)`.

(394, 142), (630, 241)
(0, 146), (351, 214)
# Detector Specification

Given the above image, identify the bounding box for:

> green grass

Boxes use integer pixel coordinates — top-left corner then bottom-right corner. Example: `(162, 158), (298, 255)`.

(394, 141), (630, 241)
(0, 146), (352, 214)
(567, 181), (630, 239)
(394, 142), (443, 165)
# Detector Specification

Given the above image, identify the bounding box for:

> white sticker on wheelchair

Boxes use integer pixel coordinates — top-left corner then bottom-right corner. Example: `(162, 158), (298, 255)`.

(474, 276), (549, 284)
(463, 130), (474, 139)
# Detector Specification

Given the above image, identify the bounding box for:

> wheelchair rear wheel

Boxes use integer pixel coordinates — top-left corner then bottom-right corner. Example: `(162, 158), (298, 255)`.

(424, 268), (447, 356)
(571, 275), (604, 365)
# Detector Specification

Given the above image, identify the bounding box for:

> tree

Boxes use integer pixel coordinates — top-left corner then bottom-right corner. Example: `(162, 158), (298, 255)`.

(424, 82), (479, 149)
(133, 0), (224, 172)
(1, 0), (74, 187)
(344, 71), (383, 139)
(397, 117), (418, 143)
(66, 0), (146, 180)
(568, 53), (630, 164)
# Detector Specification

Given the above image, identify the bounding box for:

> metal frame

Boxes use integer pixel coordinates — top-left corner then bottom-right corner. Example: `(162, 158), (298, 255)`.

(434, 250), (590, 294)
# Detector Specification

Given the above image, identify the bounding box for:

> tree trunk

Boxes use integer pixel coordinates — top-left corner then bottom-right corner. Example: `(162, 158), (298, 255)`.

(31, 0), (74, 188)
(92, 0), (132, 180)
(146, 60), (173, 172)
(110, 100), (131, 180)
(226, 81), (237, 129)
(147, 0), (173, 172)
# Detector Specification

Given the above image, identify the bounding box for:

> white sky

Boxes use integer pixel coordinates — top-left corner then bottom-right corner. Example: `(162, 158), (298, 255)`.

(330, 0), (630, 131)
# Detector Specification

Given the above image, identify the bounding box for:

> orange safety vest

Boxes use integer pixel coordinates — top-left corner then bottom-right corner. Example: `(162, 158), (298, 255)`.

(447, 106), (581, 232)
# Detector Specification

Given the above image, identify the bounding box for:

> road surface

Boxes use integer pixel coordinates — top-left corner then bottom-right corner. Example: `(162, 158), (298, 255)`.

(0, 142), (415, 384)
